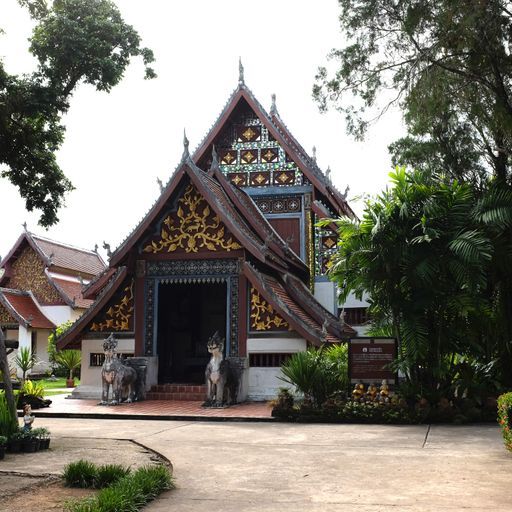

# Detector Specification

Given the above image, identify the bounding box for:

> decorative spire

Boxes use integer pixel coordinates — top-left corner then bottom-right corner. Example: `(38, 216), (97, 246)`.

(93, 244), (98, 253)
(22, 221), (27, 232)
(102, 241), (112, 259)
(156, 177), (164, 193)
(238, 57), (244, 85)
(208, 145), (219, 175)
(270, 93), (277, 115)
(182, 129), (190, 161)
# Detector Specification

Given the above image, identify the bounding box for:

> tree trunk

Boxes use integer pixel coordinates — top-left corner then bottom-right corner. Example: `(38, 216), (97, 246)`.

(0, 329), (18, 432)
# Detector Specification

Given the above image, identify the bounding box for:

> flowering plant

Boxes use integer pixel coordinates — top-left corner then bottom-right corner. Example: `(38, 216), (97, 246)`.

(497, 392), (512, 452)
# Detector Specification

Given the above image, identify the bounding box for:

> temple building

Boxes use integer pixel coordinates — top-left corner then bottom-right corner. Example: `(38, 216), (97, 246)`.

(0, 231), (106, 375)
(57, 69), (359, 400)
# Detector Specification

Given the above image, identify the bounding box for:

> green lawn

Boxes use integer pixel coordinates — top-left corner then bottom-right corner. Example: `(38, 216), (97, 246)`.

(40, 377), (80, 389)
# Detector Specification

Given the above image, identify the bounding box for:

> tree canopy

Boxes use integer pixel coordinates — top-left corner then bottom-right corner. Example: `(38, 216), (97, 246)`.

(314, 0), (512, 184)
(0, 0), (155, 226)
(326, 168), (512, 394)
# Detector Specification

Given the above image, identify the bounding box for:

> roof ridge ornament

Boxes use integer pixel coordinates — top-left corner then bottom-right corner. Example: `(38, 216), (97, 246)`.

(22, 221), (27, 232)
(270, 93), (277, 116)
(341, 185), (350, 200)
(326, 166), (332, 182)
(182, 128), (190, 162)
(156, 177), (164, 193)
(208, 145), (219, 176)
(312, 146), (317, 162)
(238, 57), (244, 85)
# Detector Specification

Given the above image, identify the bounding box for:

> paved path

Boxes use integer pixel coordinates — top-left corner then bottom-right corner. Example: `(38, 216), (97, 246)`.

(32, 418), (511, 512)
(36, 394), (272, 420)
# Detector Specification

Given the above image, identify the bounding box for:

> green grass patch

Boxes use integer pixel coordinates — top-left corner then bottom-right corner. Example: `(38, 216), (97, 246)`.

(40, 378), (80, 389)
(63, 460), (98, 488)
(64, 463), (173, 512)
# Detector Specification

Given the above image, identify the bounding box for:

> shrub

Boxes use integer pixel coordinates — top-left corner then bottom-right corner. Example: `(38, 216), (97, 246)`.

(0, 435), (7, 446)
(63, 460), (98, 488)
(20, 380), (45, 398)
(279, 345), (349, 407)
(497, 392), (512, 452)
(0, 391), (18, 437)
(95, 464), (131, 489)
(65, 464), (173, 512)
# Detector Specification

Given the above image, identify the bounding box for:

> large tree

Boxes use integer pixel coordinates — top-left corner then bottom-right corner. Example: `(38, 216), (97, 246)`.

(0, 0), (155, 226)
(313, 0), (512, 184)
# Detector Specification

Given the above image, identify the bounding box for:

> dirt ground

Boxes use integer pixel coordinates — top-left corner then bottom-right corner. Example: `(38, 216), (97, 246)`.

(0, 477), (97, 512)
(0, 436), (169, 512)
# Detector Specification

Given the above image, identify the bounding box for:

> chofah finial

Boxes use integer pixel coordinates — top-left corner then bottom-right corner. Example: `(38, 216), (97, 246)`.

(270, 93), (277, 115)
(238, 57), (244, 85)
(312, 146), (317, 162)
(156, 177), (164, 193)
(22, 221), (27, 232)
(208, 145), (219, 176)
(182, 129), (190, 161)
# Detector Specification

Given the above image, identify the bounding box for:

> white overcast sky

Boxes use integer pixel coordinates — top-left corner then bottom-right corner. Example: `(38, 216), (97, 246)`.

(0, 0), (405, 260)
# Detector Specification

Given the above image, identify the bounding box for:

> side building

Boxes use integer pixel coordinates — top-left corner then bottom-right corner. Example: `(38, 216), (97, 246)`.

(0, 231), (106, 376)
(57, 74), (359, 400)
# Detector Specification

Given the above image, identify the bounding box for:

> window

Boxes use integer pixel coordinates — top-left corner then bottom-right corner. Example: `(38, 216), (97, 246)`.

(249, 353), (293, 367)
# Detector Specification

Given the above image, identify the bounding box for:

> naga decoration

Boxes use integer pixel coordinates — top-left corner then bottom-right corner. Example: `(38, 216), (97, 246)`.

(90, 279), (134, 332)
(143, 184), (242, 254)
(250, 288), (289, 331)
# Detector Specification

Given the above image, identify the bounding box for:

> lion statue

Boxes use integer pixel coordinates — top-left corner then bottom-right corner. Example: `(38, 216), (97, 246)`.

(203, 331), (238, 407)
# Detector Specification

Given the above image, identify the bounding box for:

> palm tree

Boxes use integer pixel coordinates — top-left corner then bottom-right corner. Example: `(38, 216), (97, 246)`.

(14, 347), (37, 383)
(55, 350), (81, 386)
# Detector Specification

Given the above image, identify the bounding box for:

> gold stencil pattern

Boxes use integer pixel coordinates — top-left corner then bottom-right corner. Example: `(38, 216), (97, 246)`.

(90, 279), (134, 332)
(250, 288), (289, 331)
(9, 247), (62, 305)
(0, 303), (16, 324)
(143, 184), (242, 254)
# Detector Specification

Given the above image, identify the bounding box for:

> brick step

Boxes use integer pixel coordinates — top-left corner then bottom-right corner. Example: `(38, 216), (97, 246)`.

(146, 392), (205, 401)
(150, 384), (206, 394)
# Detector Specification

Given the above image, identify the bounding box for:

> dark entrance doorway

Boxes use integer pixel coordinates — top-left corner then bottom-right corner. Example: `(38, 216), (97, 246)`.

(157, 281), (227, 384)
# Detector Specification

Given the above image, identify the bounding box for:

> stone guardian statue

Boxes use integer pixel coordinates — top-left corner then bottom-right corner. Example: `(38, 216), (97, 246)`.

(203, 331), (238, 407)
(99, 333), (138, 405)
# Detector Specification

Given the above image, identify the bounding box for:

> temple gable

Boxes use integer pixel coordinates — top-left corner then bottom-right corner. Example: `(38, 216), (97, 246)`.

(7, 246), (63, 305)
(142, 183), (242, 255)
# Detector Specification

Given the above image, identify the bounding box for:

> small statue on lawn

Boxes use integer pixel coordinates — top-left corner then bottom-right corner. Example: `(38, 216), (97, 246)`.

(352, 381), (365, 402)
(203, 331), (238, 408)
(99, 333), (138, 406)
(22, 404), (34, 431)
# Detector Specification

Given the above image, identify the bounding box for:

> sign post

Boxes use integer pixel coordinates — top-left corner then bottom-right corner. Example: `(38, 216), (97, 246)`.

(348, 337), (398, 385)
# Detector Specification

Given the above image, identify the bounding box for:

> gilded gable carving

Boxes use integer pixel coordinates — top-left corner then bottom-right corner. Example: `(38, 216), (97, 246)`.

(90, 278), (134, 332)
(143, 184), (242, 254)
(0, 303), (16, 324)
(250, 287), (289, 331)
(8, 247), (62, 305)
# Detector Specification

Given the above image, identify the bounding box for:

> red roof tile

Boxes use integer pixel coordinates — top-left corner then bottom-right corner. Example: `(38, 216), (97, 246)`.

(0, 288), (55, 329)
(32, 235), (106, 276)
(51, 277), (93, 309)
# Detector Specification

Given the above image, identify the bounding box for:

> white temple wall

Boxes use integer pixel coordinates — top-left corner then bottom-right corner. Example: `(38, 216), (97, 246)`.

(247, 337), (307, 401)
(40, 305), (83, 326)
(313, 278), (338, 315)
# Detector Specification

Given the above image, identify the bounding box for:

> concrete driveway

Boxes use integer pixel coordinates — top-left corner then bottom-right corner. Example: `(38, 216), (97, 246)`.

(36, 418), (511, 511)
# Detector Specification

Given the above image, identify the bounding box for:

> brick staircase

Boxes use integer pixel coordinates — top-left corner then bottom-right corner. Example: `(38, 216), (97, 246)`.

(146, 384), (206, 401)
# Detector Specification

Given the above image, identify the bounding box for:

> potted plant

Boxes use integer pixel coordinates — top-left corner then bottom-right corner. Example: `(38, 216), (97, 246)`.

(0, 435), (7, 460)
(55, 350), (81, 388)
(21, 430), (39, 453)
(33, 427), (51, 449)
(8, 431), (23, 453)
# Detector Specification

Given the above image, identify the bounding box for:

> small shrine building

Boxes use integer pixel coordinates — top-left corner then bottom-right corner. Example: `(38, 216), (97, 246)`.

(58, 70), (358, 400)
(0, 231), (106, 374)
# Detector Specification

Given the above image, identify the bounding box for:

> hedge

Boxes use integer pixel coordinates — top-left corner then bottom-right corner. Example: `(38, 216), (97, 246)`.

(497, 392), (512, 452)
